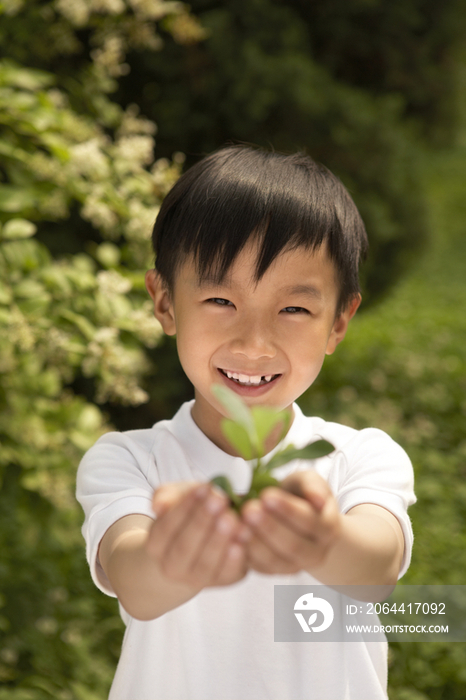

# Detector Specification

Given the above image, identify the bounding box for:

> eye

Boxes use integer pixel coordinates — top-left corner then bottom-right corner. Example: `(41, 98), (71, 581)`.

(207, 297), (234, 307)
(281, 306), (310, 314)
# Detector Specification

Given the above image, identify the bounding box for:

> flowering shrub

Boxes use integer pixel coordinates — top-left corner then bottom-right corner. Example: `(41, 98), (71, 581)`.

(0, 2), (205, 694)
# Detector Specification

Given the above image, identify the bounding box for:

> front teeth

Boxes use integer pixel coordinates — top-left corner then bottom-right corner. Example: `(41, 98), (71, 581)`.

(223, 370), (274, 386)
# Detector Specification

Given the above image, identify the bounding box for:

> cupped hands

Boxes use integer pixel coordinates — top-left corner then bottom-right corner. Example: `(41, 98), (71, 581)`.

(149, 471), (342, 586)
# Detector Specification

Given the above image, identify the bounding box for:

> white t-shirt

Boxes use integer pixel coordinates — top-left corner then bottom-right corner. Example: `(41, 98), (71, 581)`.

(77, 400), (416, 700)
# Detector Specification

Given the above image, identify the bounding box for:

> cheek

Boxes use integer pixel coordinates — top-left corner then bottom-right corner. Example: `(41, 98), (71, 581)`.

(175, 324), (211, 378)
(293, 327), (330, 361)
(291, 335), (329, 380)
(300, 356), (326, 384)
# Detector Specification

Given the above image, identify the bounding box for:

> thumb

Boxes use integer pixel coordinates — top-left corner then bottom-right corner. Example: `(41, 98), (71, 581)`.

(280, 471), (330, 512)
(152, 481), (203, 516)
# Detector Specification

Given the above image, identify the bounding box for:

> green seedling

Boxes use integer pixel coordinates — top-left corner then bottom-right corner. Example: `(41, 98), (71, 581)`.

(210, 384), (335, 511)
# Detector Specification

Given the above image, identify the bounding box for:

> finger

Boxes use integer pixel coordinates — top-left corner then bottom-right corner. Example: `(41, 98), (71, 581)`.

(152, 481), (202, 516)
(188, 509), (244, 586)
(213, 542), (248, 585)
(162, 488), (229, 578)
(263, 487), (341, 548)
(235, 521), (253, 544)
(248, 488), (319, 539)
(246, 532), (299, 575)
(280, 471), (332, 511)
(243, 499), (314, 562)
(146, 483), (209, 558)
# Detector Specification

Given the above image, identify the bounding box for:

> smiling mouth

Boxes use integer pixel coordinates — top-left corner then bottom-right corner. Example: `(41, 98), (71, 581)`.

(218, 368), (281, 387)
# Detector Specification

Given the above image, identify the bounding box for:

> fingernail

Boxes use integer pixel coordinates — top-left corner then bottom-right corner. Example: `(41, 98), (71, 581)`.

(205, 495), (225, 515)
(262, 493), (279, 509)
(216, 514), (233, 534)
(244, 508), (262, 525)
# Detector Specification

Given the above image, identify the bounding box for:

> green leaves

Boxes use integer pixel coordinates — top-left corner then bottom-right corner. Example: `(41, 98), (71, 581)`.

(221, 421), (255, 461)
(210, 476), (242, 509)
(264, 440), (335, 472)
(0, 218), (36, 239)
(213, 383), (255, 441)
(210, 384), (334, 510)
(0, 185), (41, 213)
(212, 383), (292, 460)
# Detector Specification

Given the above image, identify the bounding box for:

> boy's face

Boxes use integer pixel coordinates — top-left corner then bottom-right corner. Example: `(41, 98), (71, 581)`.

(146, 242), (359, 454)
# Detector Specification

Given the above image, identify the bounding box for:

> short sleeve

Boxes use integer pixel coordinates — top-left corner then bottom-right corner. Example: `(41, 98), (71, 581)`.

(335, 428), (416, 579)
(76, 431), (158, 596)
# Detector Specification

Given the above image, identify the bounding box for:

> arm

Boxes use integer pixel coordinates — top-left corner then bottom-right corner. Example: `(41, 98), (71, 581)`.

(99, 482), (249, 621)
(309, 502), (404, 588)
(241, 471), (404, 597)
(99, 513), (196, 620)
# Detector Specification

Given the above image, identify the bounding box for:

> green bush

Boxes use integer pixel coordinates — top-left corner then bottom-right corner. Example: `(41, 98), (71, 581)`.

(0, 2), (192, 692)
(300, 148), (466, 699)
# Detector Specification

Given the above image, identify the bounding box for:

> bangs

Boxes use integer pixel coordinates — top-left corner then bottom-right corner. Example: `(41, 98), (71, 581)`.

(152, 145), (367, 310)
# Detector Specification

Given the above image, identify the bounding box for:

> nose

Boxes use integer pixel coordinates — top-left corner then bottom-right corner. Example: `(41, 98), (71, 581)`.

(229, 313), (276, 360)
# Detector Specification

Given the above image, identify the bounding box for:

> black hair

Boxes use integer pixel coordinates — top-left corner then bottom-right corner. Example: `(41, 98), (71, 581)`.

(151, 144), (368, 314)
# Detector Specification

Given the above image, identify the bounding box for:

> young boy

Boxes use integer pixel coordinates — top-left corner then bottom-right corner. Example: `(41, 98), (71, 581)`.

(77, 145), (415, 700)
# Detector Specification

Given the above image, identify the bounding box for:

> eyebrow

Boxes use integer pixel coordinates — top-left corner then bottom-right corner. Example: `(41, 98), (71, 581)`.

(194, 276), (232, 289)
(281, 284), (323, 301)
(194, 278), (323, 300)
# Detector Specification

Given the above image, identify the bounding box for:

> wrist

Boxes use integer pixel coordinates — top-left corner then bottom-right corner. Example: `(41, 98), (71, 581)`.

(308, 506), (403, 588)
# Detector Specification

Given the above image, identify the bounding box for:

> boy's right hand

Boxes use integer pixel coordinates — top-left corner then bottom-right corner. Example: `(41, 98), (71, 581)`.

(146, 483), (249, 589)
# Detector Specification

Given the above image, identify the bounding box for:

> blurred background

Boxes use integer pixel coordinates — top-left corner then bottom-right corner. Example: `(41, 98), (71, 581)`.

(0, 0), (465, 697)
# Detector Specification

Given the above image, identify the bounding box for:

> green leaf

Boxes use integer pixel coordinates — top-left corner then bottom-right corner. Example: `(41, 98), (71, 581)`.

(0, 283), (12, 304)
(59, 309), (97, 340)
(95, 242), (120, 268)
(13, 279), (47, 299)
(2, 218), (36, 239)
(210, 475), (241, 509)
(250, 405), (291, 449)
(0, 185), (38, 213)
(0, 61), (54, 91)
(221, 419), (255, 460)
(248, 471), (279, 499)
(211, 384), (255, 438)
(264, 439), (335, 472)
(17, 296), (50, 316)
(0, 239), (50, 271)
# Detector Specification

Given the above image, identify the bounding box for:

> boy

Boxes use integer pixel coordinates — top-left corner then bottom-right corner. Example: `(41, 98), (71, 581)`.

(77, 145), (415, 700)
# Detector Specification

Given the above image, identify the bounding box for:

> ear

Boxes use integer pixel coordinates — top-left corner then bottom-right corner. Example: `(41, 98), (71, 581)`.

(145, 269), (177, 336)
(325, 294), (361, 356)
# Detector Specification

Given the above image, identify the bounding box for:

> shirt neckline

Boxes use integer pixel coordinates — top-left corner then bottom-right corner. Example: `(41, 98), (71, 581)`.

(168, 399), (309, 483)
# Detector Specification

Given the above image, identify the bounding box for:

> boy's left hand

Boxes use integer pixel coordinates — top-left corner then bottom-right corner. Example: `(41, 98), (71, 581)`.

(241, 471), (342, 575)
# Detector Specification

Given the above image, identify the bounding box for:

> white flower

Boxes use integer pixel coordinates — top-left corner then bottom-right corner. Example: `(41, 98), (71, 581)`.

(97, 270), (132, 295)
(55, 0), (90, 27)
(118, 104), (157, 137)
(127, 303), (163, 347)
(9, 307), (35, 351)
(81, 196), (118, 232)
(30, 152), (59, 180)
(92, 327), (120, 346)
(90, 0), (125, 14)
(90, 34), (128, 77)
(124, 200), (158, 241)
(69, 138), (110, 180)
(114, 135), (155, 168)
